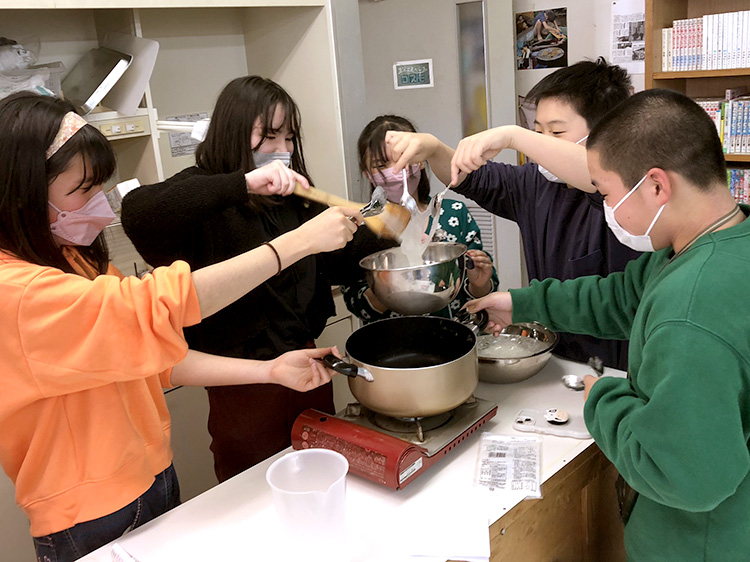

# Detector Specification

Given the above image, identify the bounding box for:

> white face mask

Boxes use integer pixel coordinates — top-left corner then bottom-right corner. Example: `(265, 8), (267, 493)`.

(48, 191), (116, 246)
(537, 135), (588, 183)
(603, 174), (665, 252)
(253, 151), (291, 168)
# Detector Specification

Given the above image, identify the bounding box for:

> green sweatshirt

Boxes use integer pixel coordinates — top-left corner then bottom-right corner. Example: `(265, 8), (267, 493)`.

(511, 209), (750, 562)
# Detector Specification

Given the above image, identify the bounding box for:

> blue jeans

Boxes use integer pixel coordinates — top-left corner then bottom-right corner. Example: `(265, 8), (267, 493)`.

(32, 464), (180, 562)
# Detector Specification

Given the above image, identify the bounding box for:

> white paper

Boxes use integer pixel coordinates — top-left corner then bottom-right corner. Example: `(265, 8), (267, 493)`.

(166, 112), (208, 157)
(611, 0), (645, 74)
(474, 433), (542, 499)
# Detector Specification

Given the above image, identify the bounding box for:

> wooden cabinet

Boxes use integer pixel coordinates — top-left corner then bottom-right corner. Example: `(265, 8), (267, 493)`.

(488, 445), (626, 562)
(645, 0), (750, 164)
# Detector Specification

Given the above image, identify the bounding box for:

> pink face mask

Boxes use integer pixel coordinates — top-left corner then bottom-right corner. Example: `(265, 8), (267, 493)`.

(48, 190), (116, 246)
(369, 164), (421, 203)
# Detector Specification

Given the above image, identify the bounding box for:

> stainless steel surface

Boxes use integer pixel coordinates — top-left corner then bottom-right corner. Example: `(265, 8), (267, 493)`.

(561, 374), (585, 391)
(359, 242), (468, 315)
(477, 322), (558, 384)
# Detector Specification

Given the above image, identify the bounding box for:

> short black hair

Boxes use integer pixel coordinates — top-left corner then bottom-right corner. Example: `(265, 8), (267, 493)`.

(526, 57), (631, 129)
(0, 92), (114, 273)
(357, 115), (431, 205)
(545, 11), (557, 23)
(587, 89), (726, 191)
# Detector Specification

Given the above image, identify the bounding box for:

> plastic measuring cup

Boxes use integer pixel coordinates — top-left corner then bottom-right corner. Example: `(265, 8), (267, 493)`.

(266, 448), (349, 543)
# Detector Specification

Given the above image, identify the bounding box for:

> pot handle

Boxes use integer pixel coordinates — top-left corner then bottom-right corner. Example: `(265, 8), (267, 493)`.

(455, 308), (488, 335)
(318, 354), (360, 378)
(462, 252), (475, 270)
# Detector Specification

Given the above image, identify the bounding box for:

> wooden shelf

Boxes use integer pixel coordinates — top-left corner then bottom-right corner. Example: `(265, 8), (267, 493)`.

(653, 68), (750, 80)
(726, 154), (750, 163)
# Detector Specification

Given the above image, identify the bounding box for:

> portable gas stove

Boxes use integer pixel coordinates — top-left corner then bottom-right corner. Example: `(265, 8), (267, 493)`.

(291, 396), (497, 490)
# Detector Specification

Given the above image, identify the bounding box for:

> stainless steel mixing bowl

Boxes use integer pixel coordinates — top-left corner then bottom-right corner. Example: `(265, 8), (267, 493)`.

(477, 322), (558, 384)
(359, 242), (468, 315)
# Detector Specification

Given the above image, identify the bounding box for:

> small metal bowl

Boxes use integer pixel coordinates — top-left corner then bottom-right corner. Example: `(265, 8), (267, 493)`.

(359, 242), (468, 315)
(477, 322), (558, 384)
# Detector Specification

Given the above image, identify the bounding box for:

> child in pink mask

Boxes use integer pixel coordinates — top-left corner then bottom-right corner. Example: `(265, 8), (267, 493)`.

(342, 115), (498, 322)
(0, 92), (352, 562)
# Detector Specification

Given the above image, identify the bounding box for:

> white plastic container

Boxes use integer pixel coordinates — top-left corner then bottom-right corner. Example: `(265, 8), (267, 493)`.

(266, 448), (348, 544)
(0, 61), (64, 100)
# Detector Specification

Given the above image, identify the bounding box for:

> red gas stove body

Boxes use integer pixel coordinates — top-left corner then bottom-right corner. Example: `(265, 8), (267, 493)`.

(291, 397), (497, 490)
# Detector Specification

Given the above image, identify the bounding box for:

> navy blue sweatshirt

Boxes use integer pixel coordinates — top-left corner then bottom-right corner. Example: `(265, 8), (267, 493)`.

(454, 161), (642, 371)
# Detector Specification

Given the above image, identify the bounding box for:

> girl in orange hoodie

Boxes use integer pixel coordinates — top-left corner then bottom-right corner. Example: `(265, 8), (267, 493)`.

(0, 92), (362, 562)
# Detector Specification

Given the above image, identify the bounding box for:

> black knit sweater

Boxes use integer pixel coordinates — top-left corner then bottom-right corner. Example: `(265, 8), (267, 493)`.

(121, 167), (395, 360)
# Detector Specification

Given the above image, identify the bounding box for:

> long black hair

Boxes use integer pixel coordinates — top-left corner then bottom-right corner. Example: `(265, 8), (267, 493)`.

(0, 92), (115, 274)
(195, 76), (312, 211)
(357, 114), (430, 205)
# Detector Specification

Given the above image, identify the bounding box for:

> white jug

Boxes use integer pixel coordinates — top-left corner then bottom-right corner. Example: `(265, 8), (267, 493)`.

(266, 448), (348, 544)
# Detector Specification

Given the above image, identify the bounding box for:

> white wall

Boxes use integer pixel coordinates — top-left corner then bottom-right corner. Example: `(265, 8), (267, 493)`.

(358, 0), (466, 158)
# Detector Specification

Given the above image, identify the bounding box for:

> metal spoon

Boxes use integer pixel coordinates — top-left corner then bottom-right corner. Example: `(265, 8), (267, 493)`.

(359, 186), (388, 217)
(428, 183), (452, 223)
(561, 356), (604, 391)
(400, 168), (418, 215)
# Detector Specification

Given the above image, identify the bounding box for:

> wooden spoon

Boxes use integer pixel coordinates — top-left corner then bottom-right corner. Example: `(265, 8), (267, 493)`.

(293, 184), (409, 239)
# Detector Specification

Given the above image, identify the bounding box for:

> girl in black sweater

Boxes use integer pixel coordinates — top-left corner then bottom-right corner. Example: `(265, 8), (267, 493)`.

(121, 76), (393, 481)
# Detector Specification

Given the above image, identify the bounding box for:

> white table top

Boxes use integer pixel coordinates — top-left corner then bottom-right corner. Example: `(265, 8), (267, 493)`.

(80, 356), (624, 562)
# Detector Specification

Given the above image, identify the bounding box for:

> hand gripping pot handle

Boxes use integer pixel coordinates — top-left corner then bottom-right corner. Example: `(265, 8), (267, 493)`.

(318, 354), (359, 378)
(462, 252), (475, 270)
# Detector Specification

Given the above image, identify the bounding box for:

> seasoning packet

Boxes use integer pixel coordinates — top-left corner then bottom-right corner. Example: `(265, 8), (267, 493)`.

(473, 432), (542, 500)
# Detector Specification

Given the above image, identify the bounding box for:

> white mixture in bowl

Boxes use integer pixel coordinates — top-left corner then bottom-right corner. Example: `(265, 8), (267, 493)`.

(477, 334), (550, 359)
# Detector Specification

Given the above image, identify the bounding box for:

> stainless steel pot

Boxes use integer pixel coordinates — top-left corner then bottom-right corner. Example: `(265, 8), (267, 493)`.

(329, 312), (486, 418)
(359, 242), (471, 315)
(477, 322), (558, 384)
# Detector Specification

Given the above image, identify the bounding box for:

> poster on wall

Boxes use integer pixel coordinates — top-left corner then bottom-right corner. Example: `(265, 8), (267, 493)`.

(515, 7), (568, 70)
(610, 0), (645, 74)
(393, 59), (433, 90)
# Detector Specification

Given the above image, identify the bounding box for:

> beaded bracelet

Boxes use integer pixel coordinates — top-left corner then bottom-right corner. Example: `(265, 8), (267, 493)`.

(262, 241), (282, 276)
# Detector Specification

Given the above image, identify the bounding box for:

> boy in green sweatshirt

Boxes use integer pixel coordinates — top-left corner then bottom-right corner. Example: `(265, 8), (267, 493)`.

(466, 89), (750, 562)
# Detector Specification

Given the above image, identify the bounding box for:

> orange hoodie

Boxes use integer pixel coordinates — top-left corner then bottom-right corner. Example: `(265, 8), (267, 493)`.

(0, 251), (202, 537)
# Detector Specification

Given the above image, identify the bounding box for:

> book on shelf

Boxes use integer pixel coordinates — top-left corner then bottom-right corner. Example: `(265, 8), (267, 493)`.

(696, 93), (750, 155)
(660, 10), (750, 72)
(727, 168), (750, 205)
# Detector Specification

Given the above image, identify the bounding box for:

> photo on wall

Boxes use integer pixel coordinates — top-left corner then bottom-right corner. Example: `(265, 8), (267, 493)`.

(515, 7), (568, 70)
